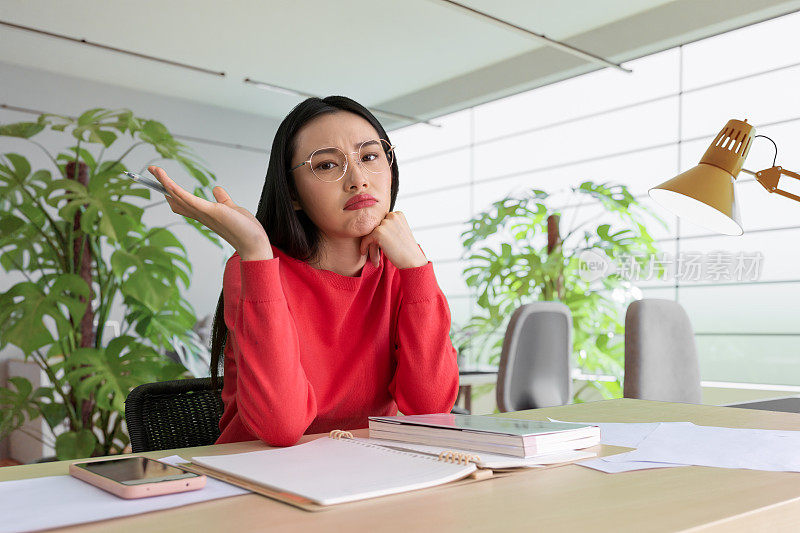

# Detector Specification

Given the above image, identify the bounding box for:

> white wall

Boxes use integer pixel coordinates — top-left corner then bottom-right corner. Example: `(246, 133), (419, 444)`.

(0, 61), (281, 460)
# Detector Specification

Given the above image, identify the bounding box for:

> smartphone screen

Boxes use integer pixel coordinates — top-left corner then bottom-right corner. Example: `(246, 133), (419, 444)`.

(76, 457), (200, 485)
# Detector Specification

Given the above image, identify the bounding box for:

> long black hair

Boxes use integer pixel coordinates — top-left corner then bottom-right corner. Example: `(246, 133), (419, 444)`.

(209, 96), (400, 389)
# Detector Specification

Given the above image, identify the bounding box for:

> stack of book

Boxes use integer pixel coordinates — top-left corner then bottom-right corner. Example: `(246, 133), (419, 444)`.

(368, 413), (600, 458)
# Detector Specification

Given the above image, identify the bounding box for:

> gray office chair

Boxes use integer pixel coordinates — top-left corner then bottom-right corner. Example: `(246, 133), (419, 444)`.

(623, 299), (702, 403)
(496, 302), (573, 412)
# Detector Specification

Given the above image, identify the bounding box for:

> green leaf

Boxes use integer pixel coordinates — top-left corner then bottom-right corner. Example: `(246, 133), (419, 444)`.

(45, 173), (143, 242)
(0, 122), (45, 139)
(55, 429), (98, 460)
(0, 274), (90, 353)
(56, 147), (98, 174)
(0, 214), (26, 239)
(65, 336), (184, 413)
(38, 401), (68, 429)
(177, 156), (212, 187)
(63, 108), (131, 147)
(0, 153), (33, 204)
(77, 108), (106, 126)
(0, 377), (38, 437)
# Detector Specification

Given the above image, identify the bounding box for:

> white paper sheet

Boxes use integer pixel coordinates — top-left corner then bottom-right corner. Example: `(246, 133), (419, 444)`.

(547, 417), (663, 447)
(602, 422), (800, 472)
(0, 455), (248, 533)
(547, 418), (689, 472)
(578, 458), (683, 473)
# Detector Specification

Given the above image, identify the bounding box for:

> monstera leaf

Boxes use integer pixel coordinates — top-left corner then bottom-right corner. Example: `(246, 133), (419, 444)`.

(0, 377), (39, 435)
(44, 176), (145, 243)
(0, 274), (90, 353)
(0, 153), (55, 206)
(66, 336), (185, 413)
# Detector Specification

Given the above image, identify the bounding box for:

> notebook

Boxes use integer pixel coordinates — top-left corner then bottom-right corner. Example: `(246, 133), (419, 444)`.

(186, 432), (479, 508)
(369, 414), (600, 457)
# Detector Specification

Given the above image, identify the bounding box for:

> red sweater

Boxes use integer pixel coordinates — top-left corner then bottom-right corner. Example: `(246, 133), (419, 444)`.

(215, 244), (460, 446)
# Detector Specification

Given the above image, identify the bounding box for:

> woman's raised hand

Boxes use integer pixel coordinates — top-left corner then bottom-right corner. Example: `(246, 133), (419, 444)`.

(148, 166), (272, 261)
(359, 211), (428, 269)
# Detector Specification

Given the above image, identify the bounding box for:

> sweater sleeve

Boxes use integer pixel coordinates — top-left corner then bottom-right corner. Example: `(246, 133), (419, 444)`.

(389, 261), (460, 414)
(222, 253), (317, 446)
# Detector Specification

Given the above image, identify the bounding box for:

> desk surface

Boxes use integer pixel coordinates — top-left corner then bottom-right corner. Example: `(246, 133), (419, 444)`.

(5, 398), (800, 533)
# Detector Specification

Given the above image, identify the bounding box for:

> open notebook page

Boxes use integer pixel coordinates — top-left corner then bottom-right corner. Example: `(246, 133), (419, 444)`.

(190, 437), (476, 506)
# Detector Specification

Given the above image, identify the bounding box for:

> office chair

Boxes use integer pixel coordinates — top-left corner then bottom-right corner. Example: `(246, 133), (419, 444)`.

(496, 302), (573, 412)
(623, 299), (702, 403)
(125, 377), (224, 453)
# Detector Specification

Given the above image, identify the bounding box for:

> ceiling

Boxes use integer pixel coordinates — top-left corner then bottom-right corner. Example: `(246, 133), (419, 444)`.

(2, 0), (799, 130)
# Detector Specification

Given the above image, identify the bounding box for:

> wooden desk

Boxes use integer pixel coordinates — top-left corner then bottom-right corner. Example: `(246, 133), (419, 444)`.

(5, 398), (800, 532)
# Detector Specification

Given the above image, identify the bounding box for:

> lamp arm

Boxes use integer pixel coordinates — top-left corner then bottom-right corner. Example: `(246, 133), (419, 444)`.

(754, 166), (800, 204)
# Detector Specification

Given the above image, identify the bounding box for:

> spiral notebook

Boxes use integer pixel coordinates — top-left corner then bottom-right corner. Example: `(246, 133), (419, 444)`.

(181, 431), (485, 510)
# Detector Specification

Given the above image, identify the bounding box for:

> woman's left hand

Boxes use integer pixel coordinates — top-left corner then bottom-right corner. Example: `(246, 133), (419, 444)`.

(359, 211), (428, 269)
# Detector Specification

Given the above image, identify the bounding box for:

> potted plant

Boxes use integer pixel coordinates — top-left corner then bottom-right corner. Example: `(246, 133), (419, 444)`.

(0, 108), (221, 459)
(455, 181), (665, 401)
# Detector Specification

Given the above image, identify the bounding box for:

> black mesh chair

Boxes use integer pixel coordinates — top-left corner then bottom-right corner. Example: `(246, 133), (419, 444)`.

(125, 377), (224, 453)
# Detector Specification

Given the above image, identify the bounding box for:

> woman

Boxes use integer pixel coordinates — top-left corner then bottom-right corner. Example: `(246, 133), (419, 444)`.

(149, 96), (459, 447)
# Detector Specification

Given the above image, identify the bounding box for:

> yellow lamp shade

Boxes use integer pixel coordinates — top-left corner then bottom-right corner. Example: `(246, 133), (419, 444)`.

(649, 119), (753, 236)
(649, 163), (743, 236)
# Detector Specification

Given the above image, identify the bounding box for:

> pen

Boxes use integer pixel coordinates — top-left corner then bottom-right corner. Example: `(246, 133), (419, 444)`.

(121, 171), (171, 197)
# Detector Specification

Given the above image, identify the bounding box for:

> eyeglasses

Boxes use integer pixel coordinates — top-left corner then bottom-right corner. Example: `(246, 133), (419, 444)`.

(290, 139), (395, 182)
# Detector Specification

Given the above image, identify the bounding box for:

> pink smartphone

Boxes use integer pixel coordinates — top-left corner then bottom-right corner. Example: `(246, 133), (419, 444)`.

(69, 456), (206, 499)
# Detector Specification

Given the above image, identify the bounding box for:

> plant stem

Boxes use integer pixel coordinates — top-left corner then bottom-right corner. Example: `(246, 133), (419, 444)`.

(30, 349), (81, 427)
(106, 142), (144, 173)
(6, 254), (38, 284)
(74, 233), (89, 280)
(23, 138), (67, 179)
(138, 157), (166, 175)
(142, 199), (169, 211)
(98, 408), (111, 454)
(103, 411), (125, 455)
(91, 238), (117, 348)
(108, 413), (123, 454)
(14, 425), (55, 448)
(561, 212), (605, 245)
(95, 282), (118, 349)
(573, 381), (592, 401)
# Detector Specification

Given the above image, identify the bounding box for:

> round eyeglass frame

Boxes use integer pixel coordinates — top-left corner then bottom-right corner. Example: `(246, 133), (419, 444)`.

(290, 139), (396, 182)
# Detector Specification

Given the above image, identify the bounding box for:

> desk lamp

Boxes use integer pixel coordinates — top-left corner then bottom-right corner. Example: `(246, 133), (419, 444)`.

(649, 119), (800, 235)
